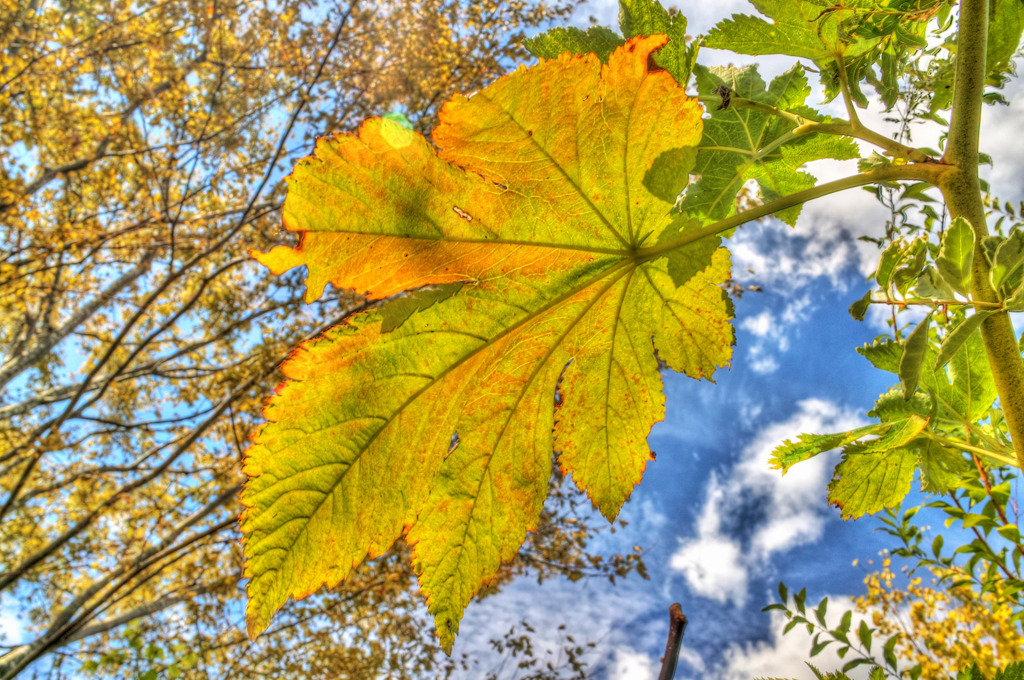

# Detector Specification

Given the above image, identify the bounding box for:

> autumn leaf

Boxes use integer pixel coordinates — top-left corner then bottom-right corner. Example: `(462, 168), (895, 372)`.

(241, 35), (734, 651)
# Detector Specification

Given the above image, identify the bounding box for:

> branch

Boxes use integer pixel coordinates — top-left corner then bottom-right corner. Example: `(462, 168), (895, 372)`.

(637, 163), (948, 261)
(0, 251), (155, 391)
(939, 0), (1024, 465)
(657, 603), (687, 680)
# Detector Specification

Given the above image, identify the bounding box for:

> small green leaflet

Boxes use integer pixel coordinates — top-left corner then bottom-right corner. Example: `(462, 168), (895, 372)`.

(899, 314), (930, 400)
(677, 64), (857, 225)
(770, 424), (888, 473)
(936, 217), (975, 296)
(858, 337), (901, 374)
(933, 311), (994, 371)
(849, 289), (872, 321)
(990, 229), (1024, 299)
(913, 266), (957, 301)
(987, 0), (1024, 83)
(874, 239), (905, 290)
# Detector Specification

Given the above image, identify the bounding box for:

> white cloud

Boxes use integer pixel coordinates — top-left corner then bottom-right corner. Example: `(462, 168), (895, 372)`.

(740, 310), (775, 338)
(669, 400), (865, 606)
(980, 77), (1024, 201)
(610, 647), (658, 680)
(737, 295), (813, 374)
(748, 349), (780, 375)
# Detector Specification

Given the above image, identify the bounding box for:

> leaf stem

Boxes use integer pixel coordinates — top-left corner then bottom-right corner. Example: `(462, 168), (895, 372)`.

(939, 0), (1024, 467)
(703, 96), (935, 162)
(806, 121), (936, 163)
(657, 603), (687, 680)
(835, 53), (862, 127)
(925, 432), (1019, 468)
(637, 164), (947, 261)
(868, 297), (1003, 309)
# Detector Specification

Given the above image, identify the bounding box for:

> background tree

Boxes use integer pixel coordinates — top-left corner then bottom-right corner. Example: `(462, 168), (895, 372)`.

(0, 1), (648, 677)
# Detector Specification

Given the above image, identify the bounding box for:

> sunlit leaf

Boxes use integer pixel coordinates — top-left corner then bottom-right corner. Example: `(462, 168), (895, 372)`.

(899, 314), (931, 400)
(242, 36), (733, 650)
(619, 0), (699, 86)
(677, 64), (857, 225)
(936, 217), (975, 296)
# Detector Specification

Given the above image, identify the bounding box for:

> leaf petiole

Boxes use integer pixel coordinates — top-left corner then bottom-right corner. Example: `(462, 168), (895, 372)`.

(925, 432), (1020, 468)
(637, 164), (948, 262)
(701, 93), (935, 163)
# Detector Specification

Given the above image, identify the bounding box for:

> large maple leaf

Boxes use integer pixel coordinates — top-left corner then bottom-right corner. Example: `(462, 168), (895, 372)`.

(241, 35), (733, 651)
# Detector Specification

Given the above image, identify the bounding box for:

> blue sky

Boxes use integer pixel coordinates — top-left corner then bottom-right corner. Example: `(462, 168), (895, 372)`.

(446, 2), (1024, 677)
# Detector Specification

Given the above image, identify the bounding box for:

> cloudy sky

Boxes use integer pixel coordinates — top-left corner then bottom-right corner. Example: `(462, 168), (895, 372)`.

(448, 2), (1024, 678)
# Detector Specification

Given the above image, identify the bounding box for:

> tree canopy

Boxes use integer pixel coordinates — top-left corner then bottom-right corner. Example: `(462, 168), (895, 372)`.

(0, 1), (649, 677)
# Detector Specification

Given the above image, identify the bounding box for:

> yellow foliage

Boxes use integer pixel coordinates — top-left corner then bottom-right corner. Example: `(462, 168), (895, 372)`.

(0, 1), (651, 678)
(854, 556), (1024, 677)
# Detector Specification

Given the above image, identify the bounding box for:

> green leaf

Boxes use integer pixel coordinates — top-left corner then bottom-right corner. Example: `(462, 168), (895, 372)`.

(242, 37), (731, 651)
(837, 609), (852, 635)
(944, 325), (998, 421)
(997, 524), (1021, 543)
(891, 239), (927, 297)
(619, 0), (698, 86)
(678, 64), (856, 225)
(936, 217), (975, 296)
(858, 620), (872, 652)
(934, 311), (994, 371)
(987, 0), (1024, 82)
(880, 634), (897, 671)
(858, 337), (902, 374)
(849, 289), (872, 321)
(522, 26), (625, 62)
(854, 413), (929, 453)
(829, 418), (924, 519)
(899, 314), (931, 400)
(843, 658), (877, 673)
(867, 389), (929, 425)
(990, 229), (1024, 299)
(829, 446), (916, 519)
(875, 239), (905, 290)
(994, 662), (1024, 680)
(814, 597), (828, 626)
(913, 266), (957, 301)
(918, 439), (970, 494)
(704, 0), (878, 63)
(770, 423), (889, 473)
(810, 638), (832, 657)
